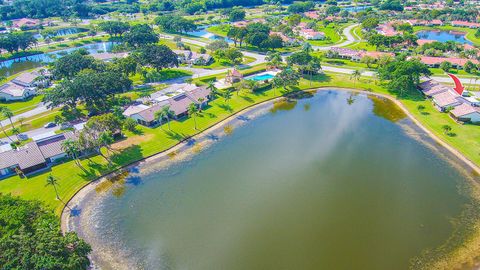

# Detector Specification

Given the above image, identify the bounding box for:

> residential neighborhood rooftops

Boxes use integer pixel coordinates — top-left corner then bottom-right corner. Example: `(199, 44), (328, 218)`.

(419, 56), (479, 66)
(12, 70), (41, 86)
(0, 83), (29, 98)
(450, 102), (478, 117)
(451, 20), (480, 28)
(432, 90), (462, 107)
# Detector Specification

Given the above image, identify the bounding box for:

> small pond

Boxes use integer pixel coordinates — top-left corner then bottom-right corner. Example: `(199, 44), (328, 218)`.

(0, 41), (116, 77)
(416, 30), (472, 45)
(186, 26), (234, 44)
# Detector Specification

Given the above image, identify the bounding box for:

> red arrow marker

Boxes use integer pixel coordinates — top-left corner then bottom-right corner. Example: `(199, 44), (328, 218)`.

(448, 73), (464, 95)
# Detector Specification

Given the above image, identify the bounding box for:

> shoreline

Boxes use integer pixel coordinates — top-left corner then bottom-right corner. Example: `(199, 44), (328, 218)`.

(61, 87), (480, 268)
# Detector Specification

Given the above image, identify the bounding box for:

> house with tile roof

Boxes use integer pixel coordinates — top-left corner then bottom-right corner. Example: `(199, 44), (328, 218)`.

(0, 131), (76, 177)
(0, 83), (35, 101)
(450, 103), (480, 123)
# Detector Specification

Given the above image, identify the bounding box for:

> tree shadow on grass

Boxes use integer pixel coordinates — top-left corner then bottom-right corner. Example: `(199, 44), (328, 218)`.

(131, 128), (144, 135)
(111, 145), (143, 166)
(241, 95), (255, 103)
(309, 73), (333, 83)
(218, 104), (233, 113)
(165, 130), (187, 141)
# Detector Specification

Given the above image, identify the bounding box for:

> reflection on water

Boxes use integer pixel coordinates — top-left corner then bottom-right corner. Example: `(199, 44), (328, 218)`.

(269, 98), (297, 114)
(78, 91), (474, 270)
(369, 95), (406, 122)
(416, 30), (472, 45)
(0, 41), (116, 77)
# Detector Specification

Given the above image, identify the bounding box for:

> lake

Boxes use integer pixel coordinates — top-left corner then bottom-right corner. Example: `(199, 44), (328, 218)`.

(72, 90), (477, 270)
(416, 30), (472, 45)
(0, 41), (115, 77)
(186, 26), (234, 44)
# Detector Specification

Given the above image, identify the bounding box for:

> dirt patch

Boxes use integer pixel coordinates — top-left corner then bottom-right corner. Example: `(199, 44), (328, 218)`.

(111, 134), (154, 150)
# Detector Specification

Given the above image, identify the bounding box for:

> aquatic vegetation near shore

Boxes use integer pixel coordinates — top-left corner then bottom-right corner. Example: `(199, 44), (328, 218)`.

(369, 95), (406, 123)
(224, 125), (234, 135)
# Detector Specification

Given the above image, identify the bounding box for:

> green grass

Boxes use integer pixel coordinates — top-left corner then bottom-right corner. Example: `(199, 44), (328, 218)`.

(129, 69), (193, 85)
(307, 23), (345, 46)
(344, 41), (377, 51)
(207, 25), (230, 36)
(429, 67), (480, 77)
(0, 95), (43, 115)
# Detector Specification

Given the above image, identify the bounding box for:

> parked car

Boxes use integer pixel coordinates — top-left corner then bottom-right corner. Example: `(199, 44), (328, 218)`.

(43, 122), (57, 128)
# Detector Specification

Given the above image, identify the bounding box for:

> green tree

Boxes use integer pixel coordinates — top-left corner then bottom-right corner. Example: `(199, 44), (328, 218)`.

(61, 139), (83, 169)
(136, 44), (179, 71)
(207, 81), (219, 99)
(0, 106), (13, 142)
(188, 103), (199, 130)
(224, 88), (233, 103)
(123, 117), (138, 132)
(463, 60), (476, 74)
(361, 17), (379, 31)
(124, 24), (159, 48)
(378, 59), (431, 96)
(440, 61), (452, 72)
(229, 7), (246, 22)
(350, 69), (362, 87)
(0, 194), (91, 269)
(45, 174), (61, 201)
(272, 68), (300, 92)
(98, 21), (130, 36)
(155, 105), (175, 130)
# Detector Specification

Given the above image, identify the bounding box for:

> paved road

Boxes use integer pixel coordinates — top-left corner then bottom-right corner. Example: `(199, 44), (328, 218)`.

(313, 24), (360, 51)
(0, 103), (49, 128)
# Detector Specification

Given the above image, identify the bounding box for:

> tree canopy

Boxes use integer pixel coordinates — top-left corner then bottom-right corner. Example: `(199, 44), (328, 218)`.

(378, 59), (431, 96)
(0, 194), (91, 270)
(123, 24), (159, 48)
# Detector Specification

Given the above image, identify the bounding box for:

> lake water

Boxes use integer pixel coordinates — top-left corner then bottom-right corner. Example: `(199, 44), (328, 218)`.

(33, 27), (88, 39)
(186, 26), (234, 44)
(341, 5), (373, 11)
(75, 91), (475, 270)
(416, 30), (472, 45)
(0, 41), (115, 77)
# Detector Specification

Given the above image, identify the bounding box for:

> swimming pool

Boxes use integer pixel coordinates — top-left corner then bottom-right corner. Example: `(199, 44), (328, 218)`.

(250, 73), (275, 81)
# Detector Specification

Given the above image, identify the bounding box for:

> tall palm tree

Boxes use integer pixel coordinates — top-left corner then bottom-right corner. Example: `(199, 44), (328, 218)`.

(1, 107), (18, 140)
(0, 106), (13, 142)
(46, 174), (60, 200)
(265, 52), (283, 69)
(198, 98), (205, 111)
(61, 139), (83, 169)
(302, 42), (313, 53)
(350, 70), (362, 88)
(207, 81), (219, 99)
(188, 103), (199, 130)
(155, 105), (175, 130)
(224, 89), (233, 104)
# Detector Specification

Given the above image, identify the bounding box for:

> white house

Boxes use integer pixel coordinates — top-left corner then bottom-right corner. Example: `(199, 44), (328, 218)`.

(0, 83), (35, 101)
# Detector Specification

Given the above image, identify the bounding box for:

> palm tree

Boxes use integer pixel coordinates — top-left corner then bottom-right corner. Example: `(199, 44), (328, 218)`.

(207, 81), (219, 99)
(0, 106), (13, 142)
(61, 139), (83, 169)
(188, 103), (199, 130)
(99, 131), (114, 164)
(2, 107), (20, 141)
(224, 89), (233, 104)
(302, 42), (313, 53)
(350, 70), (362, 88)
(198, 98), (205, 111)
(265, 52), (283, 69)
(155, 105), (175, 130)
(46, 174), (60, 200)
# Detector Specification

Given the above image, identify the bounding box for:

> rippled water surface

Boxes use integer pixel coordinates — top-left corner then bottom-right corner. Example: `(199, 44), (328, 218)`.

(78, 91), (471, 270)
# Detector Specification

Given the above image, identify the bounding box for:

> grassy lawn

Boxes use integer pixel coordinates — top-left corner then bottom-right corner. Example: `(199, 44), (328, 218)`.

(344, 41), (377, 51)
(307, 23), (345, 46)
(1, 66), (480, 224)
(429, 67), (480, 78)
(0, 109), (61, 138)
(129, 69), (193, 85)
(207, 25), (230, 36)
(0, 95), (43, 115)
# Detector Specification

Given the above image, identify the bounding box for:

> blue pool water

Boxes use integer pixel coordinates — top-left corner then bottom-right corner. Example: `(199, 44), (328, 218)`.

(250, 74), (275, 81)
(416, 30), (472, 45)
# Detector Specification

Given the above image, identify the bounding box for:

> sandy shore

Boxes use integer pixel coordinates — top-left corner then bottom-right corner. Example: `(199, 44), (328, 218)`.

(61, 87), (480, 268)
